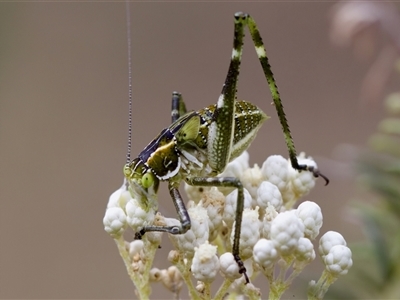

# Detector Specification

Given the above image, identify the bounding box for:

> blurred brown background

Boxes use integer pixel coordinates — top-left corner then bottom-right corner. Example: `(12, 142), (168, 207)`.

(0, 1), (385, 299)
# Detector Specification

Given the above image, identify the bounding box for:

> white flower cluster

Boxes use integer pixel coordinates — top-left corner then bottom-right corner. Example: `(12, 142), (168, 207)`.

(104, 152), (352, 299)
(103, 182), (156, 238)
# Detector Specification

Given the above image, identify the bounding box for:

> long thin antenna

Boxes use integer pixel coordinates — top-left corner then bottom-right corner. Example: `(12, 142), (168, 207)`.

(125, 0), (133, 164)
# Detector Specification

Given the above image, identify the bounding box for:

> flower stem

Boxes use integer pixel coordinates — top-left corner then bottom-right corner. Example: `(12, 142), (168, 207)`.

(115, 237), (150, 299)
(214, 278), (233, 300)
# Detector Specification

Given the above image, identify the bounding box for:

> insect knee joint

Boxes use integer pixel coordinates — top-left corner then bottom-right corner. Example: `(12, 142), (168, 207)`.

(181, 221), (191, 234)
(170, 226), (181, 235)
(134, 228), (146, 240)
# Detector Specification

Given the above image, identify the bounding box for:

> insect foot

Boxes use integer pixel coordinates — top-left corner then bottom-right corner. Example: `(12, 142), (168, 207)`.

(105, 151), (352, 299)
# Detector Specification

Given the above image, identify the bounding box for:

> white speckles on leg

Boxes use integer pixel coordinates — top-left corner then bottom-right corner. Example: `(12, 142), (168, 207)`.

(207, 119), (232, 173)
(255, 46), (266, 58)
(207, 122), (219, 170)
(231, 48), (241, 59)
(217, 94), (225, 109)
(208, 121), (218, 141)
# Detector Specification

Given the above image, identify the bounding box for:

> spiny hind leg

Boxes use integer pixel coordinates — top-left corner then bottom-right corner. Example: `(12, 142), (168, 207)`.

(235, 12), (329, 184)
(198, 10), (251, 284)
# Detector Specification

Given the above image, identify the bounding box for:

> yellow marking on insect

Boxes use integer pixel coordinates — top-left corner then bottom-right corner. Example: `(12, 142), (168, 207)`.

(150, 141), (175, 158)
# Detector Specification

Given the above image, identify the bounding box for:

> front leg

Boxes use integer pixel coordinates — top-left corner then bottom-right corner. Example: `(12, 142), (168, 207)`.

(135, 181), (191, 239)
(186, 176), (249, 284)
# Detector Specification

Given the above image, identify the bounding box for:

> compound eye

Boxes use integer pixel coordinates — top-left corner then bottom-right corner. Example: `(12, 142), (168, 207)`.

(141, 172), (154, 189)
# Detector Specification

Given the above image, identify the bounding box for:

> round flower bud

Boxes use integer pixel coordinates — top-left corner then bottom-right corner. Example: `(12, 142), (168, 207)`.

(295, 237), (315, 263)
(149, 268), (162, 282)
(103, 207), (127, 238)
(191, 241), (220, 283)
(253, 238), (278, 269)
(168, 250), (180, 264)
(196, 282), (205, 293)
(270, 210), (304, 255)
(219, 252), (242, 280)
(261, 155), (290, 191)
(324, 245), (353, 276)
(257, 181), (283, 212)
(125, 198), (155, 233)
(129, 240), (144, 257)
(319, 231), (346, 259)
(296, 201), (323, 240)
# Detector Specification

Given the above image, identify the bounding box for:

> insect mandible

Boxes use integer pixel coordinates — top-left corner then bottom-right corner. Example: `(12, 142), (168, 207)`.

(123, 12), (329, 284)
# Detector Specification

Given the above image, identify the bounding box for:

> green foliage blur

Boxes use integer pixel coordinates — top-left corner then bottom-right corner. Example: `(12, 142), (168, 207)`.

(328, 75), (400, 299)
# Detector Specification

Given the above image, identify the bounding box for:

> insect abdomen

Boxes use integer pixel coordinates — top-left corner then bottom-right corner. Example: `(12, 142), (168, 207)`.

(230, 100), (268, 160)
(196, 100), (268, 161)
